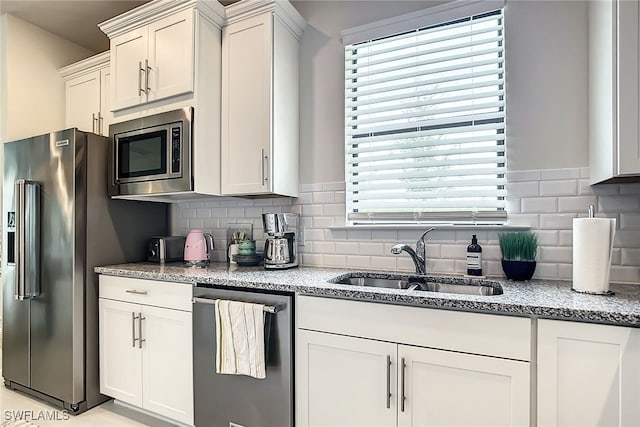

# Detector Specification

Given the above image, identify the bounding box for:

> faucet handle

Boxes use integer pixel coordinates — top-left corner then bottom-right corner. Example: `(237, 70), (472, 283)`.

(418, 227), (435, 242)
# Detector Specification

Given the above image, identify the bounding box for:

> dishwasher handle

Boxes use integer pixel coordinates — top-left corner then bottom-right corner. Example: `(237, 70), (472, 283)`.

(192, 296), (279, 313)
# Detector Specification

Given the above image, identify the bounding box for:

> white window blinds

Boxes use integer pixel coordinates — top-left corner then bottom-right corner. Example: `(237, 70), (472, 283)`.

(344, 8), (506, 225)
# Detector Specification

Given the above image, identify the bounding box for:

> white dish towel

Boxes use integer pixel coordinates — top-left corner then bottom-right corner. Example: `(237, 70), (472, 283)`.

(215, 299), (266, 379)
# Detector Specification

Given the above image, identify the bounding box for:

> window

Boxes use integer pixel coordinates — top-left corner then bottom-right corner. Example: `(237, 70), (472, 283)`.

(344, 4), (506, 225)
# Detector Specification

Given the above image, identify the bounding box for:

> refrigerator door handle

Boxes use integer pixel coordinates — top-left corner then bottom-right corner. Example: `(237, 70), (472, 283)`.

(14, 180), (41, 300)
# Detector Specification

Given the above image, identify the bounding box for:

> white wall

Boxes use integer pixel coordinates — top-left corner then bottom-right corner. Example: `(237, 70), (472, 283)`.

(293, 0), (590, 185)
(1, 14), (94, 142)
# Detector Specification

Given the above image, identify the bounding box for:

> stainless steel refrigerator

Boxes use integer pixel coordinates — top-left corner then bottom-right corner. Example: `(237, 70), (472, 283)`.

(2, 129), (167, 413)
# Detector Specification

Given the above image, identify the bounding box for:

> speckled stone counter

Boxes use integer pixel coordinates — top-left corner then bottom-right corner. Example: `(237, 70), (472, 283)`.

(95, 262), (640, 327)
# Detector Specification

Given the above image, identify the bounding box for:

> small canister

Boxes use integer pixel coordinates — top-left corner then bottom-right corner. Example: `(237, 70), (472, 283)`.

(238, 240), (256, 256)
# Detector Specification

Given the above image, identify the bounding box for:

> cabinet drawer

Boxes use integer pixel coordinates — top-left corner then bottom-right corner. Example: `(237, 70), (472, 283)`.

(297, 295), (531, 361)
(99, 275), (192, 311)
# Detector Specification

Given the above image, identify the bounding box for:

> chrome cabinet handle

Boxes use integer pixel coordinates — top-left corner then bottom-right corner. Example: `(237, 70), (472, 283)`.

(98, 112), (103, 135)
(400, 357), (406, 412)
(263, 151), (269, 184)
(125, 289), (147, 295)
(138, 61), (145, 95)
(92, 113), (97, 133)
(132, 312), (139, 347)
(386, 355), (392, 409)
(145, 59), (151, 94)
(138, 313), (145, 349)
(260, 149), (265, 185)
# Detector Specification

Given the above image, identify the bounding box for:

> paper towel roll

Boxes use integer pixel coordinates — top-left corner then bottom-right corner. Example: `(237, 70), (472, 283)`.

(572, 218), (616, 294)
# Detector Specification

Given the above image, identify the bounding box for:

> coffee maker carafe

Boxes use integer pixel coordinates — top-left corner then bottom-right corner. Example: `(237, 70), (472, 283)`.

(262, 213), (298, 269)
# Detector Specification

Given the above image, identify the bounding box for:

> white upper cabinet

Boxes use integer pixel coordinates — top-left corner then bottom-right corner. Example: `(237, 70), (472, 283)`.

(221, 0), (305, 197)
(60, 52), (111, 136)
(589, 0), (640, 184)
(107, 9), (194, 111)
(99, 0), (225, 199)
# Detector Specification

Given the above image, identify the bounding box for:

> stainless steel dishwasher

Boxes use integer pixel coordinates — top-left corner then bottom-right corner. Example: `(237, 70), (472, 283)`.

(192, 284), (294, 427)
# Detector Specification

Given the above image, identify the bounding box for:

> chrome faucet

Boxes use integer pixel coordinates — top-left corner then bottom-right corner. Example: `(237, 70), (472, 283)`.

(391, 228), (435, 275)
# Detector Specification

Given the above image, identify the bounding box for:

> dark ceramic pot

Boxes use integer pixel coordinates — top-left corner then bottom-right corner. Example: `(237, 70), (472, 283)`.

(501, 259), (536, 281)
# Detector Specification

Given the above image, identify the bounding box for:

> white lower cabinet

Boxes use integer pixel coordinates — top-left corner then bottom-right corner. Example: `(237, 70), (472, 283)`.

(399, 345), (529, 427)
(296, 296), (531, 427)
(537, 319), (640, 426)
(99, 276), (193, 425)
(297, 330), (397, 427)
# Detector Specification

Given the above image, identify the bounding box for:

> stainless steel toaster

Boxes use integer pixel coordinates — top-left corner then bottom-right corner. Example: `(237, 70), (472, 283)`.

(147, 236), (186, 263)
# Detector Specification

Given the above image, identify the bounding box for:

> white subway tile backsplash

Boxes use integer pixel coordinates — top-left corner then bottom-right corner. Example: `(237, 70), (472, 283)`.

(506, 181), (539, 197)
(506, 170), (541, 182)
(540, 180), (578, 197)
(598, 196), (640, 212)
(578, 179), (595, 196)
(335, 241), (359, 254)
(370, 256), (398, 271)
(541, 168), (580, 180)
(622, 248), (640, 266)
(539, 214), (574, 229)
(312, 191), (335, 204)
(348, 255), (372, 269)
(323, 254), (348, 268)
(610, 266), (639, 283)
(540, 246), (572, 263)
(621, 213), (640, 230)
(521, 197), (558, 213)
(170, 167), (640, 284)
(322, 182), (346, 191)
(579, 167), (590, 178)
(619, 183), (640, 195)
(440, 244), (464, 260)
(358, 242), (385, 256)
(302, 204), (323, 217)
(323, 204), (344, 216)
(534, 263), (559, 279)
(557, 196), (597, 213)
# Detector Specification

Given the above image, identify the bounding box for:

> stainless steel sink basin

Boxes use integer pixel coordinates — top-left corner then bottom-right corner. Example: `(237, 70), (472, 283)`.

(329, 273), (503, 296)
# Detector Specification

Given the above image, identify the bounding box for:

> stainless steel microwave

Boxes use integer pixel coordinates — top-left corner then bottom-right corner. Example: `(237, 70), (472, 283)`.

(109, 107), (192, 197)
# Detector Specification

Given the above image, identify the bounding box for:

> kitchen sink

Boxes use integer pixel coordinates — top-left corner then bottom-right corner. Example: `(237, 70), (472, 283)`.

(329, 273), (503, 296)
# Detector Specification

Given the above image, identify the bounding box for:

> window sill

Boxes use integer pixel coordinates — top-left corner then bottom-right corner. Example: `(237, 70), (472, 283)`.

(328, 224), (530, 231)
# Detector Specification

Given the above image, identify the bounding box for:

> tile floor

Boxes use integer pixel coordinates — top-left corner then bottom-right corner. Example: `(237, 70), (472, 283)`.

(0, 345), (175, 427)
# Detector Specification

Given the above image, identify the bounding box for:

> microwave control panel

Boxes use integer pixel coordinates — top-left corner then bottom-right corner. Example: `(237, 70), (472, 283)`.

(171, 125), (181, 174)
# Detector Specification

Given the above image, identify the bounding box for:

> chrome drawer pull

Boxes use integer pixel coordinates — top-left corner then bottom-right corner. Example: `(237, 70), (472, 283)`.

(125, 289), (148, 295)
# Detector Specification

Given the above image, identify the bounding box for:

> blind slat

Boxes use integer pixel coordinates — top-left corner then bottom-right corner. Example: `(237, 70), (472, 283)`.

(348, 177), (505, 192)
(348, 134), (505, 155)
(347, 122), (504, 145)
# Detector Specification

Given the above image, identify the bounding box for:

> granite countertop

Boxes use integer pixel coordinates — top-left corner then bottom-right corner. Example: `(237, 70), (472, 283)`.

(95, 262), (640, 327)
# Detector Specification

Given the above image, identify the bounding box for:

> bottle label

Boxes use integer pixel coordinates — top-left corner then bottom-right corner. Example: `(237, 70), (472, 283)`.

(467, 253), (482, 269)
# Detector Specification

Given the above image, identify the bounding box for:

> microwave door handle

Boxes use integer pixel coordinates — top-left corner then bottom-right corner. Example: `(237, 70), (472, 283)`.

(14, 180), (41, 300)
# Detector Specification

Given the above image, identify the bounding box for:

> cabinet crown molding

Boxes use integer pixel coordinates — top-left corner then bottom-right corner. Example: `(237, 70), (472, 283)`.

(98, 0), (225, 38)
(59, 51), (109, 79)
(225, 0), (306, 39)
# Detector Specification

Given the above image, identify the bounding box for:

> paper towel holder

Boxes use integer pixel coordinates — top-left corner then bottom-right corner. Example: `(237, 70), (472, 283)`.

(571, 204), (615, 296)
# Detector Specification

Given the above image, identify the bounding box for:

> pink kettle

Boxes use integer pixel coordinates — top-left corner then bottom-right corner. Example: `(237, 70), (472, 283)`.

(184, 229), (215, 266)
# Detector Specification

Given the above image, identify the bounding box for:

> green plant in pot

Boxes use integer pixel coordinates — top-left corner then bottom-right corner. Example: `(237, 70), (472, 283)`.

(499, 231), (538, 281)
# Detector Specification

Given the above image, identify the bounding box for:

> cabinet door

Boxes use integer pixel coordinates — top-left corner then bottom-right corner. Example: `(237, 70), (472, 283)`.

(99, 68), (111, 136)
(617, 0), (640, 176)
(398, 345), (529, 427)
(538, 319), (640, 427)
(65, 70), (101, 133)
(141, 305), (193, 425)
(296, 329), (397, 427)
(221, 13), (272, 195)
(147, 9), (194, 103)
(99, 298), (143, 406)
(111, 28), (147, 111)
